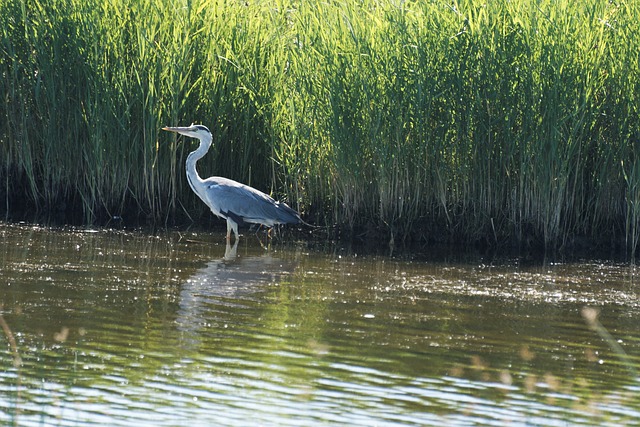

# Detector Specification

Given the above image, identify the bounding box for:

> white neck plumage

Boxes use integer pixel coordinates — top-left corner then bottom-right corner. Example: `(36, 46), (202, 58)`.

(185, 133), (213, 203)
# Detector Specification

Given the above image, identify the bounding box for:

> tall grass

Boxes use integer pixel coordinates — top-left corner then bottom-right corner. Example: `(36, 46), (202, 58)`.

(1, 0), (639, 251)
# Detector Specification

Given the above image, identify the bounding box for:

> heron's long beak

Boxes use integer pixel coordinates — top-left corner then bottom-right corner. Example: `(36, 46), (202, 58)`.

(162, 124), (207, 141)
(162, 126), (188, 133)
(162, 125), (198, 139)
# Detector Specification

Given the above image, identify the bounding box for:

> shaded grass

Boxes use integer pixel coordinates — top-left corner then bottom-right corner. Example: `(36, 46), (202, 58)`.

(1, 0), (639, 252)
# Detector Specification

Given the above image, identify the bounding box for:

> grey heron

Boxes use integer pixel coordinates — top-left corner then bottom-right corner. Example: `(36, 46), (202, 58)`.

(163, 124), (302, 241)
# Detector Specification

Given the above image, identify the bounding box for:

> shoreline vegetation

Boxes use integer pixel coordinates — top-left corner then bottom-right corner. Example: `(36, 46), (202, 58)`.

(1, 0), (639, 253)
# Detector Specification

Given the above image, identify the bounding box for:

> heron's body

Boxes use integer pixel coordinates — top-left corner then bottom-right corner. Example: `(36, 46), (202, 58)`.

(163, 124), (301, 241)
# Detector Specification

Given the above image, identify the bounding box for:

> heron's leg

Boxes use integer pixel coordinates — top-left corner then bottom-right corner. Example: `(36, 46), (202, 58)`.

(226, 220), (233, 241)
(226, 218), (240, 242)
(232, 221), (239, 241)
(224, 239), (239, 261)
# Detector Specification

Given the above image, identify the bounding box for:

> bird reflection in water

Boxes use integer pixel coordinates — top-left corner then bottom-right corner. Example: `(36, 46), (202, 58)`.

(176, 241), (298, 347)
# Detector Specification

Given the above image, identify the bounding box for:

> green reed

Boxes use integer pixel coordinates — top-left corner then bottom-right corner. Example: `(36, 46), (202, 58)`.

(1, 0), (638, 250)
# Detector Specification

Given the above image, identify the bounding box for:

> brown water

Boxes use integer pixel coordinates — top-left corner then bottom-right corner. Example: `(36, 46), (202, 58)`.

(0, 223), (638, 426)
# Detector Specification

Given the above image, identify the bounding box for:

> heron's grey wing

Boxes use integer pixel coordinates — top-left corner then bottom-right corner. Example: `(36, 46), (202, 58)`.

(203, 177), (300, 226)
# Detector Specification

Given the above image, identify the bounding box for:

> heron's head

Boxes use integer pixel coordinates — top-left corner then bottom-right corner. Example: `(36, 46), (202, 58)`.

(162, 124), (211, 140)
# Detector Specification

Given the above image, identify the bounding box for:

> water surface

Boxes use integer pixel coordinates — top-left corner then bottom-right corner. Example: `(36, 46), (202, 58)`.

(0, 223), (639, 426)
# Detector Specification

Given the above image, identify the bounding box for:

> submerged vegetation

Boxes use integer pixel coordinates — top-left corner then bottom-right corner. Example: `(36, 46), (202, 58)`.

(1, 0), (639, 251)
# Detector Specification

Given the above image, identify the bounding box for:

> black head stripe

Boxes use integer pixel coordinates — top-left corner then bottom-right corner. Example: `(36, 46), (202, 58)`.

(194, 125), (211, 133)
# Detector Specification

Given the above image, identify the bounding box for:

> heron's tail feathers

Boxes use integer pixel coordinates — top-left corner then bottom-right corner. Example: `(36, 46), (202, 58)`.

(276, 202), (318, 228)
(274, 201), (303, 224)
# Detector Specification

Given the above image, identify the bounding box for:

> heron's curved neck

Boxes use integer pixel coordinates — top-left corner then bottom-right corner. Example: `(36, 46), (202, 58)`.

(186, 135), (212, 201)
